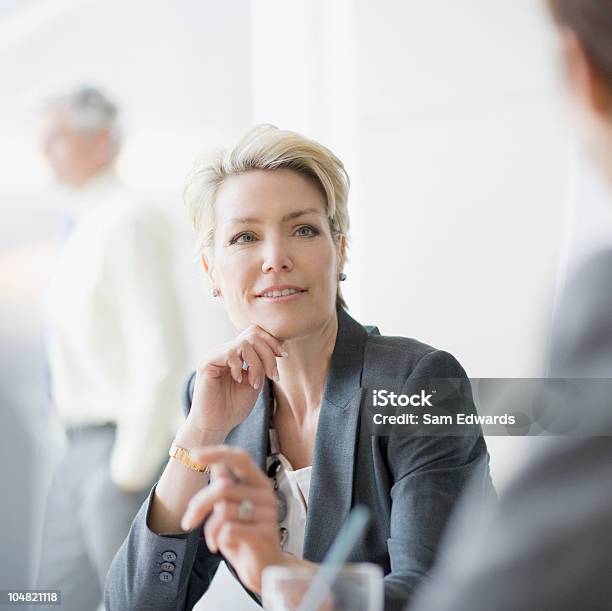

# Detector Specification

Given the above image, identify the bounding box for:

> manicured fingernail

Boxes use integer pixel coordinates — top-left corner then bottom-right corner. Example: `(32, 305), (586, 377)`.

(253, 378), (260, 389)
(181, 515), (191, 530)
(237, 374), (242, 384)
(273, 368), (280, 382)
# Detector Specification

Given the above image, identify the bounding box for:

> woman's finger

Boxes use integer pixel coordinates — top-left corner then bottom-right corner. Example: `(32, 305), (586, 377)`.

(215, 498), (276, 524)
(239, 341), (265, 389)
(204, 500), (276, 552)
(245, 325), (288, 359)
(226, 349), (245, 384)
(181, 478), (271, 530)
(216, 521), (263, 551)
(248, 335), (281, 382)
(200, 325), (286, 387)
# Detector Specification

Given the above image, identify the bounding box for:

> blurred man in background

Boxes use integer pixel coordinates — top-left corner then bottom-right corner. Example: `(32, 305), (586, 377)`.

(36, 86), (190, 611)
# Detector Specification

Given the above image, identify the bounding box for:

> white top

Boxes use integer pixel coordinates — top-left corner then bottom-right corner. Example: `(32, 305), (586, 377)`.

(45, 169), (189, 491)
(267, 452), (313, 559)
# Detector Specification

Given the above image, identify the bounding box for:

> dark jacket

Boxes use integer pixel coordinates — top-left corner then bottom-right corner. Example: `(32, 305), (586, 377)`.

(105, 307), (493, 610)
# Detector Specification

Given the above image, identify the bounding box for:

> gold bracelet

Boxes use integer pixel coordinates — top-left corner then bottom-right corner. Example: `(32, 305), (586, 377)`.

(168, 441), (210, 473)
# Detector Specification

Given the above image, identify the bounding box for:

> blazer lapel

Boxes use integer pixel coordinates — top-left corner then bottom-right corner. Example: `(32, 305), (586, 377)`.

(225, 379), (270, 472)
(302, 307), (368, 562)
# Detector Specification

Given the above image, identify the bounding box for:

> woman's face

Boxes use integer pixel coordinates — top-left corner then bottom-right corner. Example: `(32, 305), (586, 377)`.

(205, 168), (345, 340)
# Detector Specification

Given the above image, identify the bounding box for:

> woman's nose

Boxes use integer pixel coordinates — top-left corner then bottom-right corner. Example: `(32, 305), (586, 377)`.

(261, 241), (293, 274)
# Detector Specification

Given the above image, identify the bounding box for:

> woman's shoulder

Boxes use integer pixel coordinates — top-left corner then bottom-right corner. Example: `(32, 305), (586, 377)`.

(361, 327), (468, 387)
(364, 327), (436, 361)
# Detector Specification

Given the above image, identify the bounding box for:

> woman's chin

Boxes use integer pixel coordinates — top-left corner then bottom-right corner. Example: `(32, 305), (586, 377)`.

(260, 319), (302, 342)
(240, 299), (333, 341)
(246, 311), (308, 342)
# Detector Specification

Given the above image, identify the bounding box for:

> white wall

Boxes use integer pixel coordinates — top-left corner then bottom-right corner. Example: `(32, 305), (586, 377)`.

(353, 0), (569, 377)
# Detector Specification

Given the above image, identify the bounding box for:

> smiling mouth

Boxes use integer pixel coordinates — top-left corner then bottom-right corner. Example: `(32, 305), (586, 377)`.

(256, 288), (307, 300)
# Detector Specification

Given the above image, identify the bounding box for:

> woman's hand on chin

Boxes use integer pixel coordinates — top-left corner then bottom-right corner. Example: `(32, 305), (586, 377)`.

(179, 446), (297, 594)
(189, 325), (287, 439)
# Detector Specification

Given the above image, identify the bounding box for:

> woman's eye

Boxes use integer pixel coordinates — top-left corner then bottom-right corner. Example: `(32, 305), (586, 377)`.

(295, 225), (319, 237)
(230, 232), (257, 245)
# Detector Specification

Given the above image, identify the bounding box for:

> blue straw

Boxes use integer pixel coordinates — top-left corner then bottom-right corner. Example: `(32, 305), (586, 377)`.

(296, 505), (371, 611)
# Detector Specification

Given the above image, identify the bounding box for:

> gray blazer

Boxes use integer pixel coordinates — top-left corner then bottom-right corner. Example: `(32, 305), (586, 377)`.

(105, 307), (493, 610)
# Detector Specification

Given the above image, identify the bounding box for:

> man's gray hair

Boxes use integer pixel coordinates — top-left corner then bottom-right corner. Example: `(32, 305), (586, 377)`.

(49, 86), (121, 153)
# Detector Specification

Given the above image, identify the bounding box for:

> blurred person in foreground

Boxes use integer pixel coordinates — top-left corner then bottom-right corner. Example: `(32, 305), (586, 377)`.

(409, 2), (612, 610)
(105, 125), (494, 611)
(36, 86), (189, 611)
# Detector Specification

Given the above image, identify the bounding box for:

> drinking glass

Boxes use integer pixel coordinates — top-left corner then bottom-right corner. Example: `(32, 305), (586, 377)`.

(262, 562), (383, 611)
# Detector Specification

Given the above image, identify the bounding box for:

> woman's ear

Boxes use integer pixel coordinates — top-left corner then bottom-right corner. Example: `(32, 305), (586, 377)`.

(561, 28), (612, 117)
(201, 254), (215, 285)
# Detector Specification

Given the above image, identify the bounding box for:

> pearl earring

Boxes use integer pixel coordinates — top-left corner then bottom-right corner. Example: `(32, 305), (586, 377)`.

(339, 272), (347, 282)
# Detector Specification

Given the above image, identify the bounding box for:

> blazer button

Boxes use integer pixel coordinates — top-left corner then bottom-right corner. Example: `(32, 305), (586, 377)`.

(160, 562), (175, 572)
(159, 571), (174, 583)
(162, 551), (177, 562)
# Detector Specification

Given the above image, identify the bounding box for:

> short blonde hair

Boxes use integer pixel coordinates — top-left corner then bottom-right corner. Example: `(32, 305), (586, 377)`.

(184, 124), (350, 310)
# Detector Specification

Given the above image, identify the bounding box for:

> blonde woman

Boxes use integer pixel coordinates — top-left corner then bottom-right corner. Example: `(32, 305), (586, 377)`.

(105, 125), (493, 611)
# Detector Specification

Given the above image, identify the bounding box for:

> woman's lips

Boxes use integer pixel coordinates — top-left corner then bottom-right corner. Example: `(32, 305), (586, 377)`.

(256, 289), (307, 303)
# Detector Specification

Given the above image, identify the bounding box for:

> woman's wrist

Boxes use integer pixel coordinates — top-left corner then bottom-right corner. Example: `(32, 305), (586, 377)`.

(176, 418), (228, 449)
(149, 423), (223, 535)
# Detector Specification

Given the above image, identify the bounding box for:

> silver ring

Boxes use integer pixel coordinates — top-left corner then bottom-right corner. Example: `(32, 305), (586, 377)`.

(238, 498), (254, 522)
(241, 360), (249, 371)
